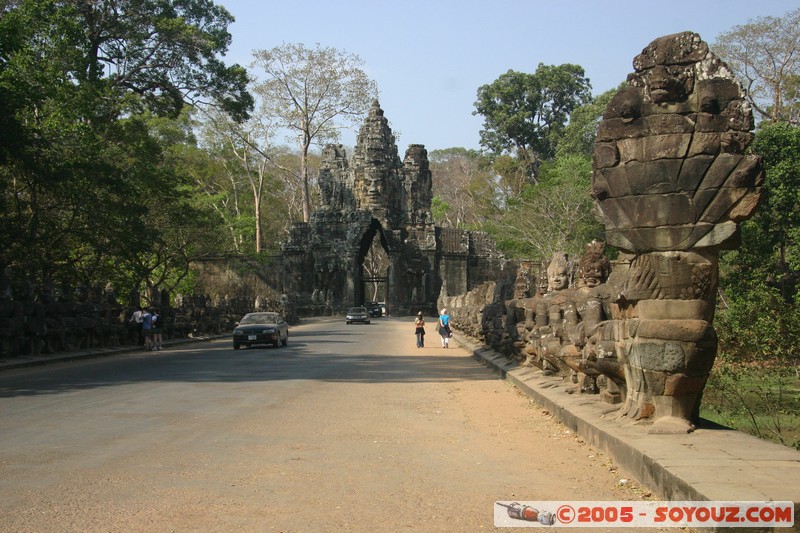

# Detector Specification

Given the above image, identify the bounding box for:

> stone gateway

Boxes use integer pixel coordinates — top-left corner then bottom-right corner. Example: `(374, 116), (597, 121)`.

(280, 101), (504, 317)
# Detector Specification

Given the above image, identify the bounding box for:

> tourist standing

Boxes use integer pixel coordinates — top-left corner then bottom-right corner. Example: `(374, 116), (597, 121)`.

(151, 308), (163, 351)
(414, 311), (425, 348)
(438, 308), (451, 348)
(129, 306), (144, 345)
(141, 307), (154, 351)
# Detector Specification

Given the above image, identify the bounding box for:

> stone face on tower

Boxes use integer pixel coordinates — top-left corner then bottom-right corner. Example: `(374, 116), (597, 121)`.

(280, 101), (503, 316)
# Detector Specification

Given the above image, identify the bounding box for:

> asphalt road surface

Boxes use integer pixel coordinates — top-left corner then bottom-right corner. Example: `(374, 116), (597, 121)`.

(0, 316), (652, 532)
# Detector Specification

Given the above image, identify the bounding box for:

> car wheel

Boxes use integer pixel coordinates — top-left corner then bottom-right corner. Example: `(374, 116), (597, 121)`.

(233, 343), (240, 350)
(346, 321), (351, 325)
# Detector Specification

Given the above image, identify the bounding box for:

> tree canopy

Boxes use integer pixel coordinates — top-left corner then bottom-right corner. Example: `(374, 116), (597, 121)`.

(713, 7), (800, 124)
(0, 0), (253, 298)
(473, 63), (592, 183)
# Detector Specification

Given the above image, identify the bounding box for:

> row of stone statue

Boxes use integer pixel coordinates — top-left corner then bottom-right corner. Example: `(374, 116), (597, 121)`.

(0, 272), (296, 357)
(441, 241), (719, 434)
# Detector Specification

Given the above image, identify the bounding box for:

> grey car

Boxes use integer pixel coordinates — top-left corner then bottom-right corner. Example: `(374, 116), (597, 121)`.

(345, 307), (371, 325)
(233, 312), (289, 349)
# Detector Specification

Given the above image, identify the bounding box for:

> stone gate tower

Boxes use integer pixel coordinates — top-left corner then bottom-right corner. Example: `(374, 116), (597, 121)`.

(280, 101), (503, 316)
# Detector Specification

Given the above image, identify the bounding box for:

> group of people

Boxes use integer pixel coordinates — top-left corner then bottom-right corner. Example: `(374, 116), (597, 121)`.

(414, 308), (451, 348)
(129, 306), (164, 351)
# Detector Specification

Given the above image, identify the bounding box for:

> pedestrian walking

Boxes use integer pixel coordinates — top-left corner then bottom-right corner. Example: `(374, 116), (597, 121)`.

(414, 311), (426, 348)
(438, 308), (451, 348)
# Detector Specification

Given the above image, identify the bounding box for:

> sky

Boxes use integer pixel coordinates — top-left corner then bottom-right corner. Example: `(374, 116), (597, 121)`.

(218, 0), (798, 153)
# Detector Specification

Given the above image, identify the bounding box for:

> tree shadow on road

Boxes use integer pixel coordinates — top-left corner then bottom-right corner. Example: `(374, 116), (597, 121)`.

(0, 335), (500, 398)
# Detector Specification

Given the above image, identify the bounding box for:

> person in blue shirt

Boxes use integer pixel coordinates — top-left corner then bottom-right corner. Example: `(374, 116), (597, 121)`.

(438, 308), (451, 348)
(141, 307), (154, 351)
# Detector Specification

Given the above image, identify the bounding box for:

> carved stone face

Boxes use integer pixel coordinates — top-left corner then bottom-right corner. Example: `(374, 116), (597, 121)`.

(364, 170), (385, 207)
(548, 267), (569, 292)
(536, 266), (549, 295)
(643, 64), (694, 104)
(580, 266), (604, 288)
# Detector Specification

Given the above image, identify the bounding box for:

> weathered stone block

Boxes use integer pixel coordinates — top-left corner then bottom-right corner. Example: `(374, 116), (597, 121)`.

(643, 369), (667, 395)
(687, 134), (719, 157)
(678, 155), (715, 190)
(725, 155), (763, 189)
(664, 373), (708, 396)
(700, 188), (748, 223)
(728, 190), (763, 222)
(637, 299), (711, 320)
(596, 117), (644, 142)
(692, 221), (738, 248)
(698, 153), (742, 190)
(630, 192), (693, 227)
(633, 340), (686, 372)
(633, 32), (708, 70)
(603, 86), (642, 120)
(720, 131), (753, 154)
(695, 112), (728, 132)
(636, 319), (710, 342)
(695, 78), (741, 114)
(643, 113), (696, 135)
(723, 100), (755, 131)
(594, 166), (633, 199)
(626, 160), (683, 195)
(597, 198), (635, 230)
(593, 142), (619, 169)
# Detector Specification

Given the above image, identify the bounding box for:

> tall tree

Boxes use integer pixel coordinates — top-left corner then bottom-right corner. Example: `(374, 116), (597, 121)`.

(555, 87), (618, 158)
(713, 8), (800, 124)
(0, 0), (251, 291)
(429, 148), (498, 229)
(716, 122), (800, 362)
(723, 122), (800, 301)
(473, 63), (592, 184)
(250, 43), (379, 222)
(488, 154), (602, 260)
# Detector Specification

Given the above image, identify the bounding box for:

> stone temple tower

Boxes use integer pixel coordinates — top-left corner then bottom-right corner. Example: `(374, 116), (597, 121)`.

(280, 100), (503, 316)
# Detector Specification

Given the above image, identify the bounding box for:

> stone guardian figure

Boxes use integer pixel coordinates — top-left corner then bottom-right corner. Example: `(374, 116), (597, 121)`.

(591, 32), (763, 433)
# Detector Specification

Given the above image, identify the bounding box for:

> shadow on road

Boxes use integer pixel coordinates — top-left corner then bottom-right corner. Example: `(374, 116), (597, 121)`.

(0, 318), (499, 398)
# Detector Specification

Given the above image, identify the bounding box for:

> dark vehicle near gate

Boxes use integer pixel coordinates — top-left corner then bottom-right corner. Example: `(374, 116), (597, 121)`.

(346, 307), (371, 325)
(233, 312), (289, 349)
(364, 301), (382, 317)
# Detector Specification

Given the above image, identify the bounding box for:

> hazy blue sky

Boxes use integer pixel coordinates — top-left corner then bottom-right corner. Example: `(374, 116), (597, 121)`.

(219, 0), (797, 152)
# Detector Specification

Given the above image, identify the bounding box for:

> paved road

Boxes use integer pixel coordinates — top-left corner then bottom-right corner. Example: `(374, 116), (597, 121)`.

(0, 317), (648, 532)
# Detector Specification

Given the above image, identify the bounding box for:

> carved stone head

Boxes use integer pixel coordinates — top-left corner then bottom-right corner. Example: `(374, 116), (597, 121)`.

(546, 253), (571, 292)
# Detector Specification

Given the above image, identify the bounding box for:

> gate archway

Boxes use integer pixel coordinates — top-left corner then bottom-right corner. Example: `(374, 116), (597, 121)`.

(355, 219), (392, 307)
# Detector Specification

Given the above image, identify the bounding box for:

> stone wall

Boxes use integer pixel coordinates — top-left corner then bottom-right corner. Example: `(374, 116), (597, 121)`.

(0, 263), (296, 359)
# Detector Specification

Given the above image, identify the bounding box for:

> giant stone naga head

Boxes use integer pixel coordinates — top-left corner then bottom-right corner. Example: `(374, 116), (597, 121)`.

(592, 32), (764, 252)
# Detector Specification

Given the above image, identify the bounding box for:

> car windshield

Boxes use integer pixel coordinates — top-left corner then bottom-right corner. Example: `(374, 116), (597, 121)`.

(239, 313), (278, 325)
(348, 307), (366, 313)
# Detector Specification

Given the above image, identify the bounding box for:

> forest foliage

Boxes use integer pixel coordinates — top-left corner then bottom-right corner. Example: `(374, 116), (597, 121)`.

(1, 2), (798, 391)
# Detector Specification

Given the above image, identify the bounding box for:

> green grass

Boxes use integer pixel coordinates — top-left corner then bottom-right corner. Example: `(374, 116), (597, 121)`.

(701, 362), (800, 450)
